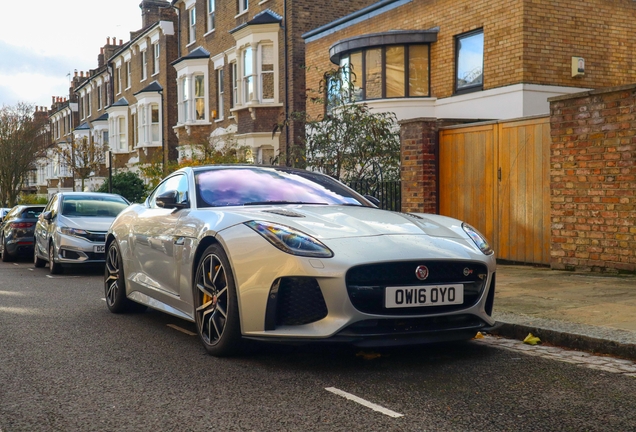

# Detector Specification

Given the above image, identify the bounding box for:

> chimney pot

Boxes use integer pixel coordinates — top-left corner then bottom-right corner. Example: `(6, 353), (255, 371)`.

(107, 37), (111, 44)
(119, 39), (123, 45)
(52, 96), (55, 104)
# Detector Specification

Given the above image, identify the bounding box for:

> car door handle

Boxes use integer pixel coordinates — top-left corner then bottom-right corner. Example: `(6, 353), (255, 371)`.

(173, 237), (185, 246)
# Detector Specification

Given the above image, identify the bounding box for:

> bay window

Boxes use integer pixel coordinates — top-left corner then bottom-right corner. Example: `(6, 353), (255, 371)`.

(333, 44), (430, 105)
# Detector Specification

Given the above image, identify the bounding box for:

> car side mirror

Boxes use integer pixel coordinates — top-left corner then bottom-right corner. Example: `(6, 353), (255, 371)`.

(42, 211), (53, 221)
(156, 190), (189, 209)
(364, 195), (381, 207)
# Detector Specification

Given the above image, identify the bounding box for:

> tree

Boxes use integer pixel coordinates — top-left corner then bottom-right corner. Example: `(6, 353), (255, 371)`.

(97, 171), (147, 203)
(276, 65), (401, 184)
(0, 103), (51, 206)
(55, 136), (105, 192)
(138, 131), (252, 189)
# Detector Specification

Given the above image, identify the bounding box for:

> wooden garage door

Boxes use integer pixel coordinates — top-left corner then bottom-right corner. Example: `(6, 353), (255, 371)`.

(439, 117), (550, 265)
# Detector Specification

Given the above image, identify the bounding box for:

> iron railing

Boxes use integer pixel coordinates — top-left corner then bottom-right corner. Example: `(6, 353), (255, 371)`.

(348, 180), (401, 212)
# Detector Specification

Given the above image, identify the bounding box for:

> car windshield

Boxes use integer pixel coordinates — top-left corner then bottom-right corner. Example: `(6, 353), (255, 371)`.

(195, 167), (367, 208)
(61, 195), (128, 217)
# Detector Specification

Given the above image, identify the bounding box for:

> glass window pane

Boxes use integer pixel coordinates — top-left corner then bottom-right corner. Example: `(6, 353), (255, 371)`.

(385, 46), (405, 98)
(409, 45), (429, 96)
(195, 75), (205, 97)
(262, 73), (274, 100)
(350, 52), (362, 101)
(456, 31), (484, 91)
(243, 47), (252, 75)
(365, 48), (382, 99)
(261, 45), (274, 71)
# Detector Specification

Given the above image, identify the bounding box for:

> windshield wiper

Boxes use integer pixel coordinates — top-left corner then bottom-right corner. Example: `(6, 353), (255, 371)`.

(243, 201), (328, 206)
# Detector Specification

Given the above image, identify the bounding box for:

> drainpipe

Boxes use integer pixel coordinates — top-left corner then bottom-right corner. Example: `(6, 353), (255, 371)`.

(283, 0), (289, 166)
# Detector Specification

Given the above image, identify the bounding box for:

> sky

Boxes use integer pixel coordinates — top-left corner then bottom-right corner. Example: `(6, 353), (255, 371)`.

(0, 0), (143, 109)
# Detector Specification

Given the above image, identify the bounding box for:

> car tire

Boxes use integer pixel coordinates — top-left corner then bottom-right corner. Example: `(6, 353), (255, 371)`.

(1, 235), (13, 262)
(104, 241), (146, 313)
(34, 245), (46, 268)
(48, 242), (63, 275)
(193, 244), (243, 357)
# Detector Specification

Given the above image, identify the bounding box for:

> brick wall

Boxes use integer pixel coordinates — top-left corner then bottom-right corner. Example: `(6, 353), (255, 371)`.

(549, 84), (636, 273)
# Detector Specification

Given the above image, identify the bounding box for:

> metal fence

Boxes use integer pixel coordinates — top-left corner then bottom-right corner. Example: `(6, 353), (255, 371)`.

(348, 180), (401, 212)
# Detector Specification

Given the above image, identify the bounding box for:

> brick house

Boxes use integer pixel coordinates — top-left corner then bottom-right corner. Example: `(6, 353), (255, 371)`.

(304, 0), (636, 122)
(106, 0), (179, 174)
(169, 0), (377, 165)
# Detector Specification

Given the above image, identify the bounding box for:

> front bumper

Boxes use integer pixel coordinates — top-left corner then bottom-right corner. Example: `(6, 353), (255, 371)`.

(55, 232), (106, 263)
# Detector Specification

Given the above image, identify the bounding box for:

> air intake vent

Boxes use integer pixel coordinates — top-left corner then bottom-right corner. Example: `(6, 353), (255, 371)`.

(262, 209), (305, 218)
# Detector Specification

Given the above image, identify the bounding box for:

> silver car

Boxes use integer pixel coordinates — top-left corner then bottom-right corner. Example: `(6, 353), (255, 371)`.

(104, 165), (497, 357)
(34, 192), (129, 274)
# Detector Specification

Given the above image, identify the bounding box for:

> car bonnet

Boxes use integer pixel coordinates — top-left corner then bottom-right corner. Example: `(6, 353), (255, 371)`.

(216, 205), (466, 240)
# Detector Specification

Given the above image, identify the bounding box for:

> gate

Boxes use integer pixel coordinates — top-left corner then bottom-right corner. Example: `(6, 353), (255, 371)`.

(348, 180), (401, 211)
(439, 116), (550, 265)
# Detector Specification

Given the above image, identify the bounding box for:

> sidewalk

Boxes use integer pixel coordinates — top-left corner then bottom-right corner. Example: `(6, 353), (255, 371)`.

(491, 264), (636, 360)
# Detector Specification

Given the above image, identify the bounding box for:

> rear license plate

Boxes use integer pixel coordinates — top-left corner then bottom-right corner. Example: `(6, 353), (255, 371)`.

(93, 244), (105, 253)
(385, 285), (464, 308)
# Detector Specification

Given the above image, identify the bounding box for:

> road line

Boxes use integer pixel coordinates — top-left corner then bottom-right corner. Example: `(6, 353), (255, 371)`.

(101, 298), (106, 301)
(325, 387), (404, 418)
(167, 324), (196, 336)
(45, 275), (82, 279)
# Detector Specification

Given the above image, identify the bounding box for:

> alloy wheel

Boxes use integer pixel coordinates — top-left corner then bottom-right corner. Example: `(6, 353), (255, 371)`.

(105, 243), (120, 307)
(195, 253), (229, 346)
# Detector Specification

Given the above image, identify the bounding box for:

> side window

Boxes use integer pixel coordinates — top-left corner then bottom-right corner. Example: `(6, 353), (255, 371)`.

(148, 174), (188, 209)
(44, 195), (58, 218)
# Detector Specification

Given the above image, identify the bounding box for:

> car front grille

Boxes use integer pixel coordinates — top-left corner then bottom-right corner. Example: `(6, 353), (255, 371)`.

(265, 277), (328, 329)
(345, 260), (489, 315)
(338, 314), (486, 337)
(79, 231), (107, 242)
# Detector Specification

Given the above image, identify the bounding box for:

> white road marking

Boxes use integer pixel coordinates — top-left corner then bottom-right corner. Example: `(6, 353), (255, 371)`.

(325, 387), (404, 418)
(167, 324), (196, 336)
(13, 263), (19, 266)
(101, 298), (106, 301)
(45, 275), (82, 279)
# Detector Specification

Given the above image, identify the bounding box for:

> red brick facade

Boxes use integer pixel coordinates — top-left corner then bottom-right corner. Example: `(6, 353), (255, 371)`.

(549, 85), (636, 273)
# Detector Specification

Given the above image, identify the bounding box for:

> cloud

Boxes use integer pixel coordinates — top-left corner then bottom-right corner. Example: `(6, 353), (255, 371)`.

(0, 41), (75, 77)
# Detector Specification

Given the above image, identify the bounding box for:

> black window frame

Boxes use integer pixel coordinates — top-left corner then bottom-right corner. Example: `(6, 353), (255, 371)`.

(454, 28), (484, 95)
(328, 43), (430, 111)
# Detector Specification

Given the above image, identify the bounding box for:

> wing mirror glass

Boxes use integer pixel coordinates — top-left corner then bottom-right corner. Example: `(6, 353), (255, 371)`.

(42, 211), (53, 221)
(156, 190), (189, 209)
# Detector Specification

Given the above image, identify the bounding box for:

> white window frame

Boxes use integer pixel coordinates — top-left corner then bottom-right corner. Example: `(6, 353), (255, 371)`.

(97, 84), (102, 109)
(175, 58), (209, 125)
(188, 6), (196, 45)
(107, 104), (129, 154)
(238, 0), (248, 15)
(153, 43), (160, 75)
(136, 95), (163, 147)
(231, 24), (280, 110)
(116, 66), (122, 95)
(207, 0), (215, 33)
(231, 62), (238, 109)
(126, 61), (132, 89)
(141, 50), (148, 81)
(87, 90), (92, 117)
(217, 68), (224, 120)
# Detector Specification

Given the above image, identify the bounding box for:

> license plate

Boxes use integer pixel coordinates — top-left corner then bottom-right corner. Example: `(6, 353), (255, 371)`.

(93, 244), (105, 253)
(385, 285), (464, 308)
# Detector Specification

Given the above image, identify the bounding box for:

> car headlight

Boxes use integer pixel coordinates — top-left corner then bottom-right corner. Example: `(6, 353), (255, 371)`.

(462, 223), (493, 255)
(59, 227), (88, 237)
(245, 221), (333, 258)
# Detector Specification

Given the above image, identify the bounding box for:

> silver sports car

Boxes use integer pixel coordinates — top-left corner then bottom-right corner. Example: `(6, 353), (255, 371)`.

(105, 165), (496, 356)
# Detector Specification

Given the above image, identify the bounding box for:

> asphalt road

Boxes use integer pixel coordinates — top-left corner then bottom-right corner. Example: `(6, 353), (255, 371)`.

(1, 259), (636, 432)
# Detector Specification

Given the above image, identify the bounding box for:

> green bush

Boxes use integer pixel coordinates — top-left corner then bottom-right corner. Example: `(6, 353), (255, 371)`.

(97, 171), (148, 204)
(18, 194), (48, 204)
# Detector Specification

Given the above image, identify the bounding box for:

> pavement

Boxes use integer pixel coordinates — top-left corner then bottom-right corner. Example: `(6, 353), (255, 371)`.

(491, 264), (636, 360)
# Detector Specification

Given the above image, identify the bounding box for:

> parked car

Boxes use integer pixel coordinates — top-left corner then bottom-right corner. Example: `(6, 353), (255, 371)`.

(104, 165), (496, 356)
(34, 192), (129, 274)
(0, 205), (45, 261)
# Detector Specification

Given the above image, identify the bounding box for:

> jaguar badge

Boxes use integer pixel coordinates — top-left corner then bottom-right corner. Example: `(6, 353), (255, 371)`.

(415, 265), (429, 280)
